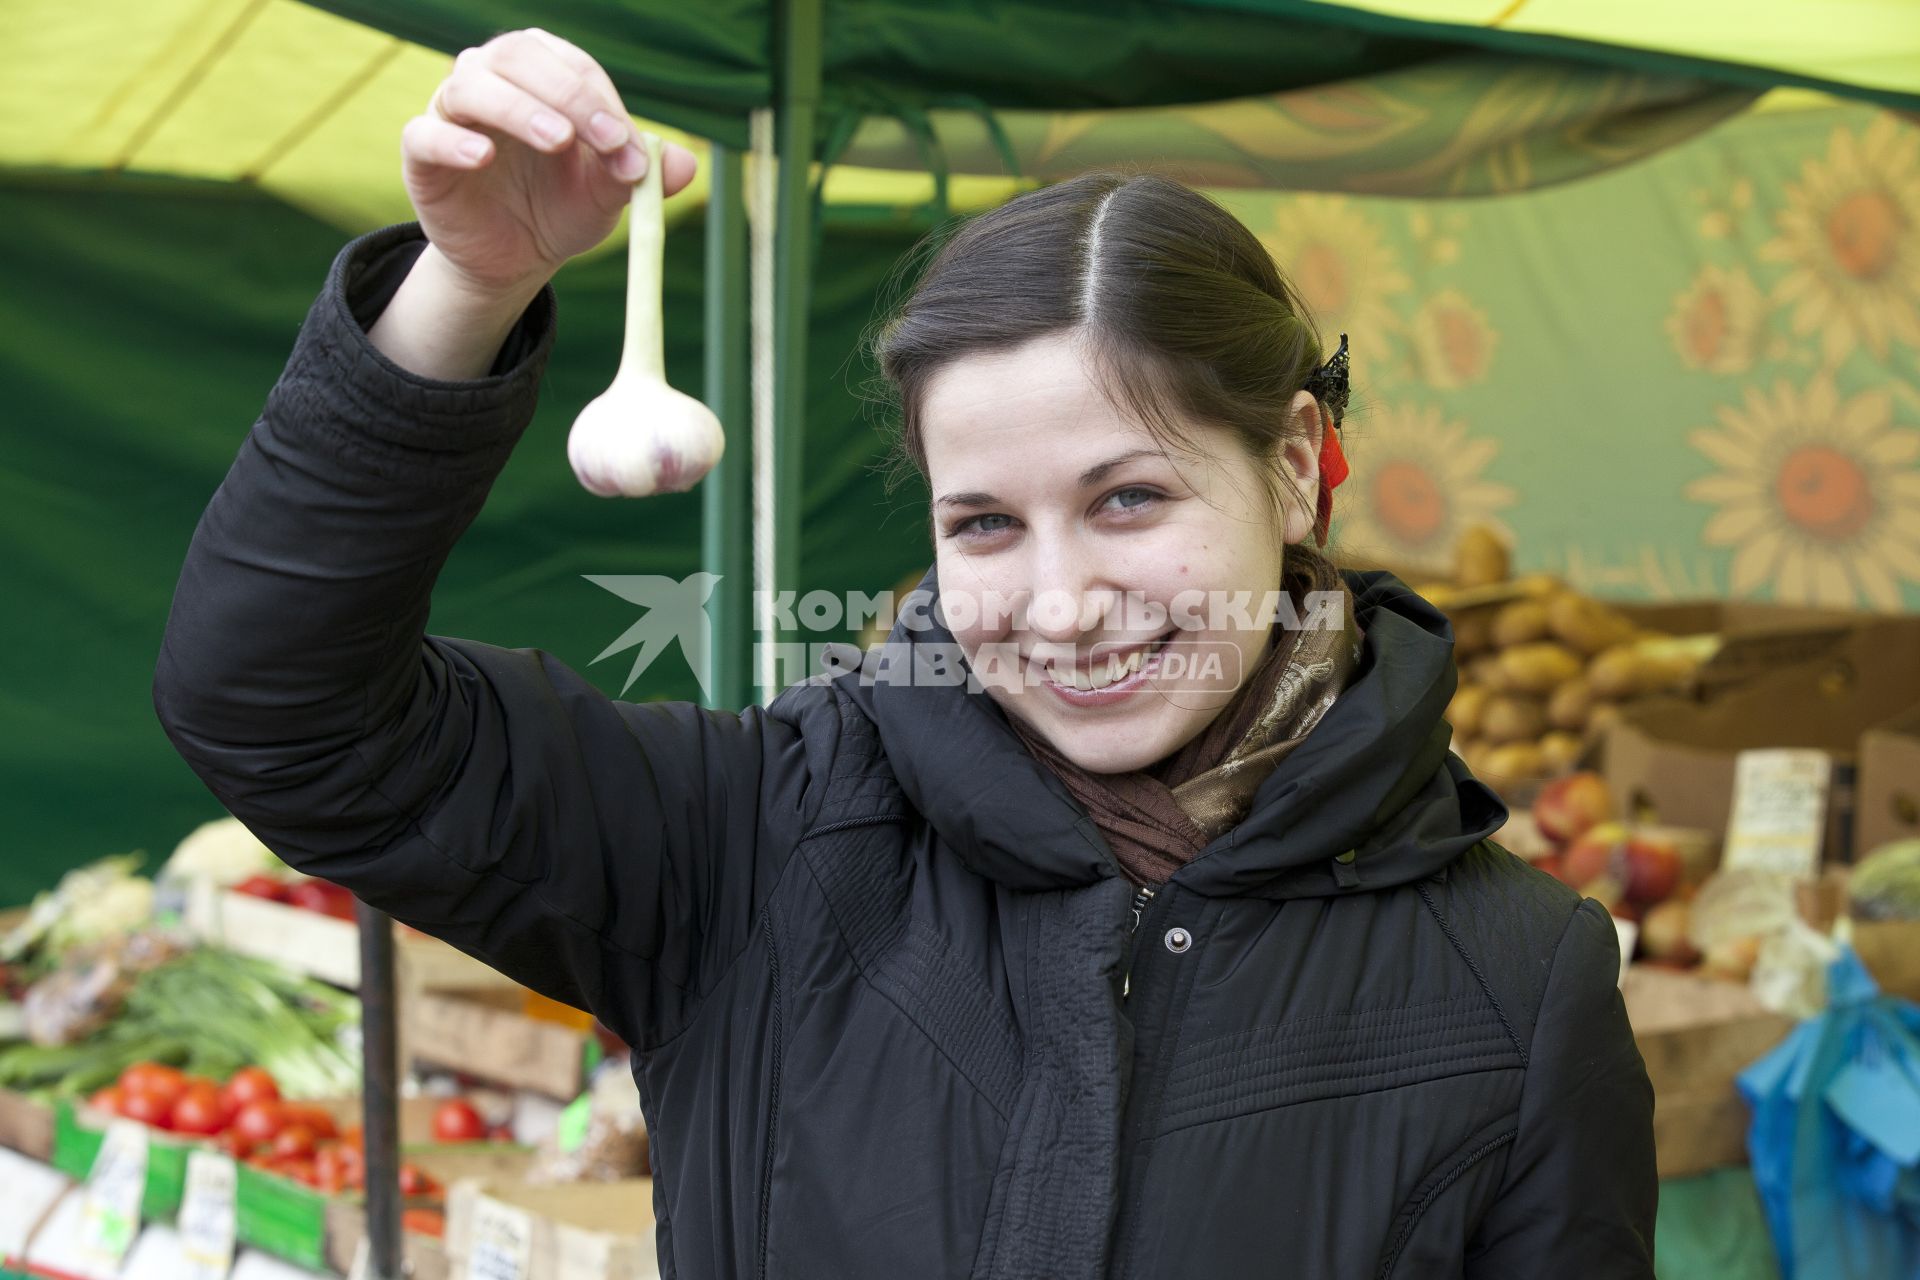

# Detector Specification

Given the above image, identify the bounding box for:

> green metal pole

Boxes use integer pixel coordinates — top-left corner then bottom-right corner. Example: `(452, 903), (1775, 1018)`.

(764, 0), (823, 705)
(702, 142), (752, 712)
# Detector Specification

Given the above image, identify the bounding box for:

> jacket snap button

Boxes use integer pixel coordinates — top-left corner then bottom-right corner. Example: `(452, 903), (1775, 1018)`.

(1164, 927), (1192, 954)
(1335, 849), (1357, 864)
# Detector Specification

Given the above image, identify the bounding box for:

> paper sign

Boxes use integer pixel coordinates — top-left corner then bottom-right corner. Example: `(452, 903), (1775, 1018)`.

(345, 1234), (371, 1280)
(179, 1151), (238, 1279)
(78, 1118), (148, 1267)
(0, 1148), (70, 1259)
(1722, 749), (1831, 878)
(1612, 916), (1638, 987)
(467, 1195), (536, 1280)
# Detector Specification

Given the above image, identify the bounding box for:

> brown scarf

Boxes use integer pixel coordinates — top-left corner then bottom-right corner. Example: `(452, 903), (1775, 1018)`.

(1005, 559), (1362, 888)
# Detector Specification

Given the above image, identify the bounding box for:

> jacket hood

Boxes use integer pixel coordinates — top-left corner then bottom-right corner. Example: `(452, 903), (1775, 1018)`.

(835, 566), (1507, 899)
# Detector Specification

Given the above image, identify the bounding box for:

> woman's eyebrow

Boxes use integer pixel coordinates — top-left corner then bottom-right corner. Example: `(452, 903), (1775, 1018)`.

(934, 449), (1164, 511)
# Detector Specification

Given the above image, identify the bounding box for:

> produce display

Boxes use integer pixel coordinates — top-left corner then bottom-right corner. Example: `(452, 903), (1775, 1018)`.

(1414, 526), (1716, 787)
(1524, 773), (1695, 935)
(1849, 839), (1920, 922)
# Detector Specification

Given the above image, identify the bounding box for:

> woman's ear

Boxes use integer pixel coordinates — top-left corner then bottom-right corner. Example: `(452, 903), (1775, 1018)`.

(1275, 389), (1324, 546)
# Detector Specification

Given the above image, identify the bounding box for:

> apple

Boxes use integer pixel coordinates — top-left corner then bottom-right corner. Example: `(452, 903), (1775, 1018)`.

(1561, 823), (1627, 890)
(1620, 834), (1684, 905)
(1638, 900), (1698, 964)
(1532, 772), (1613, 845)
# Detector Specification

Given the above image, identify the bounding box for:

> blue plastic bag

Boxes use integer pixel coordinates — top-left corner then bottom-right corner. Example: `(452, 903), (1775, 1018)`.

(1737, 946), (1920, 1279)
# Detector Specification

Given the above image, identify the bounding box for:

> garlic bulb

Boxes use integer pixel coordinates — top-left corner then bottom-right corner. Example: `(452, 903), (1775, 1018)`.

(567, 131), (725, 497)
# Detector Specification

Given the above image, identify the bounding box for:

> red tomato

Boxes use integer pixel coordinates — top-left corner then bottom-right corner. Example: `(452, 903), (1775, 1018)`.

(222, 1066), (280, 1108)
(272, 1123), (317, 1160)
(401, 1208), (446, 1239)
(271, 1156), (317, 1187)
(431, 1099), (487, 1144)
(286, 881), (334, 915)
(121, 1089), (173, 1128)
(121, 1063), (187, 1110)
(397, 1163), (439, 1197)
(170, 1085), (225, 1136)
(281, 1103), (337, 1141)
(216, 1129), (254, 1160)
(340, 1124), (364, 1151)
(232, 875), (288, 902)
(87, 1086), (126, 1116)
(233, 1099), (287, 1146)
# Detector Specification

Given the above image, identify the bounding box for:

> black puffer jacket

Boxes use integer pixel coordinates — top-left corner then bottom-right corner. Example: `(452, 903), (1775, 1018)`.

(154, 223), (1657, 1279)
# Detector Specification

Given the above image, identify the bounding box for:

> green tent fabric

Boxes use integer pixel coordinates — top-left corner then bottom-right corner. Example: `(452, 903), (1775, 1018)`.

(0, 174), (929, 902)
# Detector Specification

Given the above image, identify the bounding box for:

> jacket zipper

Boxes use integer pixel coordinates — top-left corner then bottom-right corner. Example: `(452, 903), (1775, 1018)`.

(1122, 884), (1156, 999)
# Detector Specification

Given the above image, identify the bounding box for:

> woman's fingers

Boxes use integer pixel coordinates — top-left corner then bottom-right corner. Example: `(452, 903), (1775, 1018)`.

(401, 110), (496, 170)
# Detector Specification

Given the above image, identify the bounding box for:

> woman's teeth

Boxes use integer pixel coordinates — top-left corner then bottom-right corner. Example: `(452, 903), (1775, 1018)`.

(1054, 640), (1156, 691)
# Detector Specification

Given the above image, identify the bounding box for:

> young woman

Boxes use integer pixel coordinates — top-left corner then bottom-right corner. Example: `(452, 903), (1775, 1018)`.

(154, 27), (1656, 1280)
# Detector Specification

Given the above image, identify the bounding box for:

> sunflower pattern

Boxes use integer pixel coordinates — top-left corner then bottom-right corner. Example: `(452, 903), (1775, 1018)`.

(1256, 195), (1410, 350)
(1666, 265), (1766, 374)
(1409, 289), (1498, 388)
(1333, 403), (1518, 567)
(1685, 377), (1920, 609)
(1760, 115), (1920, 366)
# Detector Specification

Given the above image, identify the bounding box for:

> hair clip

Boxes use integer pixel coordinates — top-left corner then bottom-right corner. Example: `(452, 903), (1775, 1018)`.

(1303, 333), (1350, 427)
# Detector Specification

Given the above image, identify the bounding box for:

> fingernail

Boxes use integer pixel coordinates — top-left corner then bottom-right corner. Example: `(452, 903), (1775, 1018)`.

(530, 110), (569, 146)
(458, 139), (489, 163)
(589, 111), (628, 149)
(613, 143), (647, 182)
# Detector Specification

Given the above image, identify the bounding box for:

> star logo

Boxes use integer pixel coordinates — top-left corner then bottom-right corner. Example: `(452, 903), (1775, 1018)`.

(583, 573), (721, 700)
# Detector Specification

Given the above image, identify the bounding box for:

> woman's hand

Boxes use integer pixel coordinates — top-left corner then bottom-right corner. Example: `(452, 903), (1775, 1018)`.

(401, 28), (699, 300)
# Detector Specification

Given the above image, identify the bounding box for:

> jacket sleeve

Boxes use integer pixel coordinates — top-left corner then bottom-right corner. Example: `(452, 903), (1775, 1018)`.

(1464, 898), (1658, 1278)
(152, 222), (824, 1052)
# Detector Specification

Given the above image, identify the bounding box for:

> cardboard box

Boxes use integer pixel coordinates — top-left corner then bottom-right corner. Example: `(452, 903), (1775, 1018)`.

(182, 881), (519, 994)
(1600, 615), (1920, 865)
(1623, 966), (1794, 1178)
(405, 988), (593, 1101)
(0, 1087), (54, 1161)
(1857, 705), (1920, 858)
(445, 1177), (657, 1280)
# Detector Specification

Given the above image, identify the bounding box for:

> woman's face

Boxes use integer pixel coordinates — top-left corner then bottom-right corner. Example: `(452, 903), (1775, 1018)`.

(920, 332), (1321, 774)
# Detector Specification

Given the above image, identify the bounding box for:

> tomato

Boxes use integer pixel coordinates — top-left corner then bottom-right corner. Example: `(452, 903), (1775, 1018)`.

(487, 1123), (515, 1143)
(233, 875), (288, 901)
(281, 1103), (337, 1141)
(340, 1124), (364, 1151)
(313, 1144), (350, 1195)
(170, 1085), (225, 1136)
(286, 881), (334, 914)
(397, 1163), (439, 1197)
(222, 1066), (280, 1108)
(87, 1086), (126, 1116)
(233, 1099), (287, 1146)
(272, 1123), (317, 1160)
(271, 1156), (317, 1187)
(216, 1129), (254, 1160)
(431, 1099), (487, 1144)
(401, 1209), (446, 1239)
(121, 1089), (173, 1128)
(121, 1063), (187, 1111)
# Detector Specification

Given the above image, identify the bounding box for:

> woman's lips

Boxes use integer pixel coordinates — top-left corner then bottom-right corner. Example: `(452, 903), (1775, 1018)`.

(1029, 633), (1172, 707)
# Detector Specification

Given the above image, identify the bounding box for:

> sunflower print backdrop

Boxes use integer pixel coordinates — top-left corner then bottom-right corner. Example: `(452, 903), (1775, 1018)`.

(1213, 100), (1920, 611)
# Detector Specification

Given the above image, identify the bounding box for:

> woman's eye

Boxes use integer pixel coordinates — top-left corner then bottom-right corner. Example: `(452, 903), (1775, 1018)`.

(1104, 486), (1161, 513)
(953, 513), (1014, 539)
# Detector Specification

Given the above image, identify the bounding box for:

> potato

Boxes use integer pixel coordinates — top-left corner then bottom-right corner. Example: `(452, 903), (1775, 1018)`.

(1481, 742), (1547, 782)
(1413, 582), (1458, 611)
(1547, 676), (1594, 731)
(1466, 653), (1507, 692)
(1454, 525), (1510, 589)
(1480, 693), (1547, 745)
(1513, 573), (1564, 599)
(1489, 600), (1550, 648)
(1453, 610), (1496, 657)
(1448, 684), (1491, 739)
(1587, 701), (1624, 737)
(1498, 642), (1584, 695)
(1588, 643), (1698, 699)
(1538, 730), (1585, 774)
(1546, 593), (1636, 656)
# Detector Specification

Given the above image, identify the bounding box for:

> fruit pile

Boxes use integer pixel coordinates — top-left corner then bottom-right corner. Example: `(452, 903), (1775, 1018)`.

(84, 1062), (440, 1198)
(1420, 527), (1713, 787)
(1524, 773), (1705, 969)
(231, 875), (358, 921)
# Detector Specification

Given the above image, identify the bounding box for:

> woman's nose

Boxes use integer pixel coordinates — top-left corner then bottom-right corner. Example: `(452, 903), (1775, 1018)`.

(1023, 546), (1117, 644)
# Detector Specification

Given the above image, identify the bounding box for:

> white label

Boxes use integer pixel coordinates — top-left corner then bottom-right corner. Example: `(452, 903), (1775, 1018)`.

(1613, 916), (1639, 987)
(77, 1119), (147, 1267)
(0, 1148), (70, 1258)
(345, 1234), (371, 1280)
(1723, 749), (1831, 877)
(179, 1151), (239, 1279)
(466, 1195), (535, 1280)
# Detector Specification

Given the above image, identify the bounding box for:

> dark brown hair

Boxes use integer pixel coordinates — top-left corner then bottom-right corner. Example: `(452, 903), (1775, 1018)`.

(870, 170), (1340, 585)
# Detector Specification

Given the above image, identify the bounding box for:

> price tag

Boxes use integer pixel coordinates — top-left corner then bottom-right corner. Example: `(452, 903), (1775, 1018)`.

(179, 1151), (238, 1279)
(78, 1118), (148, 1267)
(466, 1195), (535, 1280)
(1723, 749), (1831, 878)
